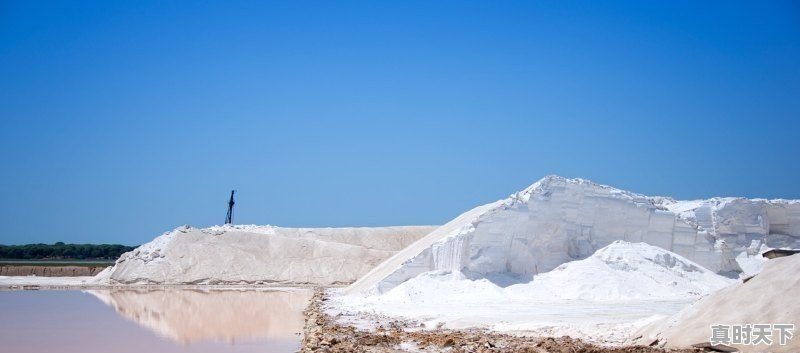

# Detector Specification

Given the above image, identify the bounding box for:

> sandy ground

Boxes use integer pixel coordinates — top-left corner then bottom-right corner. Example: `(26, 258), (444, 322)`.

(300, 289), (704, 353)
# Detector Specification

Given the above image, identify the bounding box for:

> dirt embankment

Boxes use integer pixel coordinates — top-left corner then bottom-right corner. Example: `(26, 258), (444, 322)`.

(0, 265), (108, 277)
(300, 289), (704, 353)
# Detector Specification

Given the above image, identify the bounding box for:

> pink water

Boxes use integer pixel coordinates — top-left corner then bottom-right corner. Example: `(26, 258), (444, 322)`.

(0, 288), (312, 353)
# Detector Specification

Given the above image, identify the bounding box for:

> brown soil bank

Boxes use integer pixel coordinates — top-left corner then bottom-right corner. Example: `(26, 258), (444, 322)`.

(300, 289), (705, 353)
(0, 265), (108, 277)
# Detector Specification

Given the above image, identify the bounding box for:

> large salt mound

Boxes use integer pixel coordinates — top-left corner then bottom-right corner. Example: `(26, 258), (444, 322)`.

(346, 175), (800, 295)
(332, 242), (732, 342)
(636, 254), (800, 353)
(348, 241), (731, 303)
(100, 224), (436, 285)
(505, 241), (734, 300)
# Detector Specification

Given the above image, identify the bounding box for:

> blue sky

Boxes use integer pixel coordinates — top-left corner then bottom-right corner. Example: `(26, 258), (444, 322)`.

(1, 1), (798, 245)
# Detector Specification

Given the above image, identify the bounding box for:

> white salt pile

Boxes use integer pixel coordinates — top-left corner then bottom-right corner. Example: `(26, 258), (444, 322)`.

(332, 175), (800, 345)
(504, 241), (734, 301)
(97, 224), (436, 285)
(346, 175), (800, 295)
(354, 241), (731, 304)
(331, 241), (732, 343)
(636, 254), (800, 353)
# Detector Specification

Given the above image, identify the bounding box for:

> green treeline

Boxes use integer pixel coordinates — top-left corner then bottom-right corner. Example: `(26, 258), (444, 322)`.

(0, 242), (138, 260)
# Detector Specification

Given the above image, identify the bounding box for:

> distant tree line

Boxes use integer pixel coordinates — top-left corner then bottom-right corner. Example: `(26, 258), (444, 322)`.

(0, 242), (138, 260)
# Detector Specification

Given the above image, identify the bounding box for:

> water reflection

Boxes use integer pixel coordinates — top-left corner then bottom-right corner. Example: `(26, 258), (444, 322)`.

(87, 288), (312, 344)
(0, 288), (312, 353)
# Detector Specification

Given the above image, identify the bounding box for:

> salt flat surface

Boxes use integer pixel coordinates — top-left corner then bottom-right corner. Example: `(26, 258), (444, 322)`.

(330, 290), (692, 344)
(0, 275), (97, 287)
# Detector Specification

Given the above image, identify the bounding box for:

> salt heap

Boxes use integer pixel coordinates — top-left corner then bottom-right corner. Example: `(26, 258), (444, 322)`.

(363, 241), (732, 303)
(504, 241), (733, 301)
(636, 254), (800, 353)
(100, 224), (436, 285)
(346, 175), (800, 295)
(331, 241), (732, 343)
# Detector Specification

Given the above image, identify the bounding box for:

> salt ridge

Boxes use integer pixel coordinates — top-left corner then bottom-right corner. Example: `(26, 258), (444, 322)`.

(98, 225), (436, 285)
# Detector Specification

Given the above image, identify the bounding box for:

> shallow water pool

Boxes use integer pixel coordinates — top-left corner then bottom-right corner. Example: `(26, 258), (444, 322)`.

(0, 288), (312, 353)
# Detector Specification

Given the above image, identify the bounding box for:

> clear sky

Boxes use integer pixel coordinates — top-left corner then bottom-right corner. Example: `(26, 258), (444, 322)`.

(1, 1), (798, 245)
